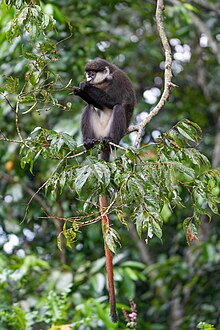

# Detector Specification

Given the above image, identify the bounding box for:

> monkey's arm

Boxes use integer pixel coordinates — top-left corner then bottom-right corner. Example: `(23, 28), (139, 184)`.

(75, 82), (118, 109)
(74, 87), (103, 109)
(83, 83), (118, 109)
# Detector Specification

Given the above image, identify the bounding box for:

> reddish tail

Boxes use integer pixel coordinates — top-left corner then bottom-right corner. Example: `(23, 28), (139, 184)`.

(99, 195), (118, 323)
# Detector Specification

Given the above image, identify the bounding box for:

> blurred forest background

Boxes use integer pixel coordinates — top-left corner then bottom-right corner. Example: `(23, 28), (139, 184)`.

(0, 0), (220, 329)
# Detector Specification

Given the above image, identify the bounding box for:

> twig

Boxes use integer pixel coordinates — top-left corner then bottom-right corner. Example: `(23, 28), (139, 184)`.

(1, 171), (52, 215)
(15, 101), (24, 143)
(40, 196), (117, 227)
(190, 12), (220, 65)
(131, 0), (175, 147)
(190, 0), (220, 16)
(0, 93), (14, 110)
(67, 149), (87, 159)
(0, 136), (21, 143)
(168, 0), (220, 65)
(22, 152), (72, 222)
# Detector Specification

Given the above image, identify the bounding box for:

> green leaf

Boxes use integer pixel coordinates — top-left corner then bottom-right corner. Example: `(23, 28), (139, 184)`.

(5, 76), (19, 93)
(150, 217), (162, 239)
(177, 126), (196, 143)
(127, 176), (146, 198)
(41, 13), (50, 29)
(22, 49), (38, 60)
(121, 261), (145, 269)
(57, 235), (62, 251)
(59, 171), (67, 192)
(184, 148), (211, 170)
(207, 200), (219, 215)
(61, 132), (77, 150)
(19, 95), (35, 104)
(104, 228), (121, 254)
(75, 165), (92, 194)
(197, 322), (215, 329)
(183, 3), (199, 13)
(135, 210), (144, 238)
(62, 228), (77, 249)
(173, 162), (195, 178)
(93, 162), (111, 186)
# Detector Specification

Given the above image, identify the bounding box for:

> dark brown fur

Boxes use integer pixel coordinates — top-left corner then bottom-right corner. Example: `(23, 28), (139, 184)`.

(74, 58), (136, 160)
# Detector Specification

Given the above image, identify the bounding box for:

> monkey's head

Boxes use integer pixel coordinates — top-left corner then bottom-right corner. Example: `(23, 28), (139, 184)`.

(85, 58), (113, 85)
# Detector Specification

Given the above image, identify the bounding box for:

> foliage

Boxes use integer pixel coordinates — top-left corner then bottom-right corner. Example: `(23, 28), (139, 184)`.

(18, 119), (220, 253)
(197, 322), (216, 330)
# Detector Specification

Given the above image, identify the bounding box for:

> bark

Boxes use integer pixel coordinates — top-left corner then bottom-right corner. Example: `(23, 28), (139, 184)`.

(212, 114), (220, 168)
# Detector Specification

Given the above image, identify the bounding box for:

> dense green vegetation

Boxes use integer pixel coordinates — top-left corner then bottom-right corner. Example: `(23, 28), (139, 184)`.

(0, 1), (220, 329)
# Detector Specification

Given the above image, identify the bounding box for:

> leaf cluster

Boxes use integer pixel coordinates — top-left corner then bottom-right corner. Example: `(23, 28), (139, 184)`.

(19, 120), (220, 250)
(5, 1), (56, 43)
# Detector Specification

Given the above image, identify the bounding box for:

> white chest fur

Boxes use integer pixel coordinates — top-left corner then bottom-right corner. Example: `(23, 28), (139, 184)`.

(90, 107), (113, 139)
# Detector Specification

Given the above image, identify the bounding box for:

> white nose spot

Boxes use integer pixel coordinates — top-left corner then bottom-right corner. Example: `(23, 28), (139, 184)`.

(86, 73), (92, 82)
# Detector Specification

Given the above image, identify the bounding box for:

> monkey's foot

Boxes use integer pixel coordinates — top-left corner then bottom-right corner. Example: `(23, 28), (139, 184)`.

(84, 138), (97, 150)
(102, 137), (114, 147)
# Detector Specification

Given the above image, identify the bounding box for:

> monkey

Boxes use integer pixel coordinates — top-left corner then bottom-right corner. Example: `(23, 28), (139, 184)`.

(73, 59), (136, 322)
(74, 58), (136, 161)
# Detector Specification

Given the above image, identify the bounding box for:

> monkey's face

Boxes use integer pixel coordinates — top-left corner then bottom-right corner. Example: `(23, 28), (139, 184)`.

(86, 66), (111, 85)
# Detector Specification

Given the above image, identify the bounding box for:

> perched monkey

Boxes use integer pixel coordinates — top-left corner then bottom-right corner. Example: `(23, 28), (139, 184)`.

(74, 59), (136, 322)
(74, 58), (136, 161)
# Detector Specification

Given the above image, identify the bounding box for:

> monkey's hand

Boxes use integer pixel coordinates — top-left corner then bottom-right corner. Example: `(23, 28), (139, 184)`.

(73, 81), (88, 94)
(79, 81), (88, 90)
(73, 81), (88, 95)
(73, 87), (81, 95)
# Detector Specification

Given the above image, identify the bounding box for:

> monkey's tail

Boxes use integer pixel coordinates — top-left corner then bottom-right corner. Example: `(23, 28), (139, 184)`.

(99, 148), (110, 161)
(99, 195), (118, 323)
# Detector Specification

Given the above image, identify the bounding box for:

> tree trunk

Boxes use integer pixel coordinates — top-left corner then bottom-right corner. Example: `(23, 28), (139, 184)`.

(212, 113), (220, 168)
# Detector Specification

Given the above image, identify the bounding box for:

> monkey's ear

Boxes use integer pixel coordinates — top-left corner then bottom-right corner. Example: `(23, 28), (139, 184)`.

(104, 66), (110, 75)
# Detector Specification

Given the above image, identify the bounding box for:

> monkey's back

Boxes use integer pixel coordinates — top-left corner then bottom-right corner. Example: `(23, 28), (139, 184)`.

(106, 67), (136, 125)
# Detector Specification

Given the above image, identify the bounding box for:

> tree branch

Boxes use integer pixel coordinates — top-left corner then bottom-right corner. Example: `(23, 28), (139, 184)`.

(1, 171), (52, 216)
(191, 13), (220, 65)
(190, 0), (220, 16)
(168, 0), (220, 65)
(130, 0), (175, 147)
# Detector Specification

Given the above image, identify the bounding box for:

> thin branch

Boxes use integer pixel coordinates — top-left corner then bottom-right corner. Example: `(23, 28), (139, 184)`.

(131, 0), (175, 146)
(168, 0), (220, 65)
(190, 12), (220, 65)
(22, 154), (71, 222)
(1, 171), (52, 216)
(40, 196), (117, 228)
(212, 114), (220, 168)
(15, 101), (24, 143)
(190, 0), (220, 16)
(0, 136), (21, 144)
(67, 148), (87, 159)
(128, 220), (154, 265)
(0, 92), (15, 110)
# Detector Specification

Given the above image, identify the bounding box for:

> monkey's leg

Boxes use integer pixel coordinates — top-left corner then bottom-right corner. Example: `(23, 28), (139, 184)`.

(99, 147), (111, 162)
(107, 104), (127, 144)
(81, 105), (97, 149)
